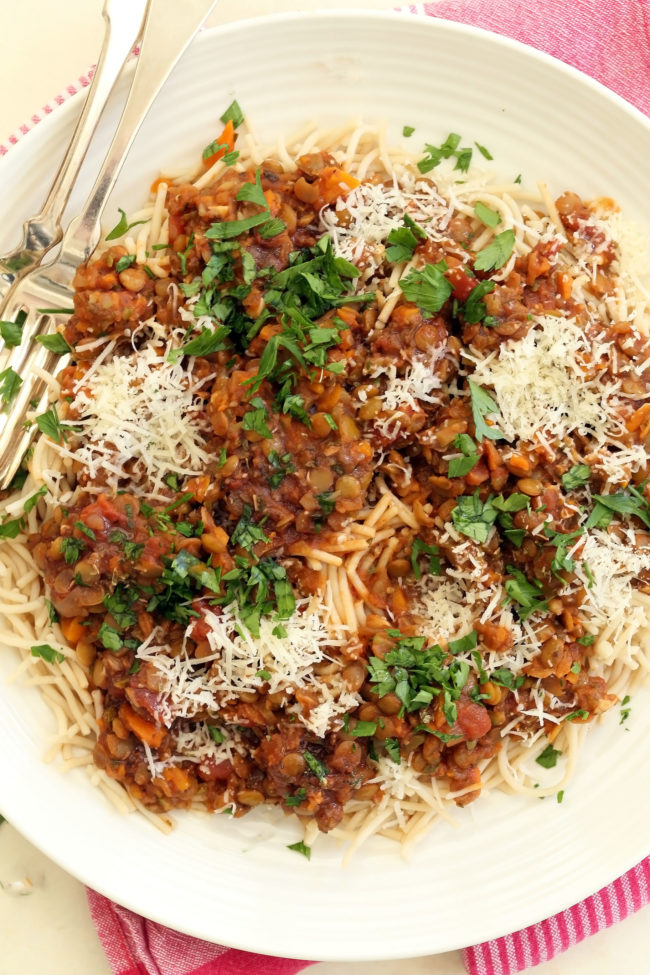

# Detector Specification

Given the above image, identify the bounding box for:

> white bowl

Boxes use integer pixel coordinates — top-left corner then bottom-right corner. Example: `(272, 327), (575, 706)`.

(1, 11), (649, 961)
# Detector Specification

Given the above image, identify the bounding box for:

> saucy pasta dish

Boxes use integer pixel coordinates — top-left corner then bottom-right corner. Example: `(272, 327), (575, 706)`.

(2, 106), (650, 857)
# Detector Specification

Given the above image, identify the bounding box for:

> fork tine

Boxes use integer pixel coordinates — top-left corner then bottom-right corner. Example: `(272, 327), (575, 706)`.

(0, 318), (66, 488)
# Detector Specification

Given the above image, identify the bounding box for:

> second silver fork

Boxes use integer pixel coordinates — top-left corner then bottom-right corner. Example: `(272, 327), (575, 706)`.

(0, 0), (218, 490)
(0, 0), (147, 296)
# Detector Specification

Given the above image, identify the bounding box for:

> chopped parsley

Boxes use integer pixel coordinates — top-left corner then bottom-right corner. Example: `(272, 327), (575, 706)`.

(475, 141), (493, 160)
(287, 840), (311, 860)
(504, 566), (548, 619)
(463, 280), (496, 324)
(60, 536), (86, 565)
(474, 201), (501, 228)
(410, 537), (441, 579)
(585, 486), (650, 531)
(368, 630), (471, 724)
(535, 743), (561, 769)
(561, 464), (591, 491)
(31, 644), (65, 664)
(267, 450), (295, 487)
(468, 379), (504, 442)
(417, 132), (473, 174)
(384, 738), (401, 763)
(303, 751), (328, 781)
(398, 261), (452, 314)
(0, 517), (23, 539)
(473, 229), (515, 272)
(220, 99), (245, 128)
(0, 309), (27, 347)
(242, 397), (272, 438)
(620, 694), (631, 724)
(385, 215), (425, 263)
(350, 720), (377, 737)
(285, 787), (307, 807)
(230, 504), (270, 553)
(35, 332), (72, 355)
(0, 367), (22, 407)
(105, 208), (147, 241)
(36, 404), (66, 444)
(115, 254), (137, 274)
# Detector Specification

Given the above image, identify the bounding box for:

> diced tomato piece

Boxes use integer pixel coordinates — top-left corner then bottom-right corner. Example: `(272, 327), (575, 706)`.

(445, 265), (476, 302)
(456, 699), (492, 740)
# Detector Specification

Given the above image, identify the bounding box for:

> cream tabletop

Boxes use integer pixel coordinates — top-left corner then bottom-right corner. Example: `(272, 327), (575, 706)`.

(0, 2), (649, 973)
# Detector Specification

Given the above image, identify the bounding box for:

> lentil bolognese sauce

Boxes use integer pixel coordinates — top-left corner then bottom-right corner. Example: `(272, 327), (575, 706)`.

(3, 105), (650, 855)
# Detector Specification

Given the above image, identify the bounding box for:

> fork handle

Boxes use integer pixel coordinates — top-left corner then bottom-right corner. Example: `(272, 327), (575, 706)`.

(7, 0), (148, 267)
(56, 0), (219, 274)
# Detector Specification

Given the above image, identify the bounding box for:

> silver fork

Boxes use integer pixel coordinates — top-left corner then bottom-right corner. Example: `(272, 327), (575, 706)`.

(0, 0), (218, 490)
(0, 0), (148, 296)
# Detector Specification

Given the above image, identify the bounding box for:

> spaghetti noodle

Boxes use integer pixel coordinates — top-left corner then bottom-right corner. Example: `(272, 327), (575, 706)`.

(2, 109), (650, 855)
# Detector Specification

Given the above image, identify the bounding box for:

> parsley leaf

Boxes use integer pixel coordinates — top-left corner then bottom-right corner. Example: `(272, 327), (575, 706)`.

(474, 201), (501, 228)
(285, 787), (307, 807)
(586, 488), (650, 530)
(242, 397), (272, 438)
(0, 366), (22, 406)
(451, 491), (499, 544)
(410, 537), (441, 579)
(384, 738), (401, 763)
(24, 486), (47, 513)
(475, 142), (493, 160)
(0, 517), (23, 539)
(205, 211), (270, 241)
(489, 667), (524, 690)
(303, 751), (328, 781)
(259, 217), (286, 239)
(36, 404), (66, 444)
(463, 280), (496, 324)
(468, 379), (504, 441)
(536, 743), (561, 769)
(168, 325), (229, 364)
(448, 453), (480, 478)
(385, 225), (421, 263)
(504, 566), (548, 619)
(220, 99), (244, 128)
(31, 644), (65, 664)
(351, 720), (377, 737)
(35, 332), (72, 355)
(398, 262), (452, 314)
(287, 840), (311, 860)
(0, 310), (27, 348)
(60, 537), (86, 565)
(561, 464), (591, 491)
(115, 254), (137, 274)
(98, 623), (123, 651)
(230, 504), (270, 553)
(474, 229), (515, 272)
(105, 208), (147, 241)
(236, 168), (268, 210)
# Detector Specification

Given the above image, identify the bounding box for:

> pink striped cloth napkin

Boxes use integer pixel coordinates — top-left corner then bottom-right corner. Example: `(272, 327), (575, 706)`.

(7, 1), (647, 973)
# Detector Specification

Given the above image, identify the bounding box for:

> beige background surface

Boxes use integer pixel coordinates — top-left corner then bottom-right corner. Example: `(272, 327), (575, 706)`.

(0, 2), (649, 973)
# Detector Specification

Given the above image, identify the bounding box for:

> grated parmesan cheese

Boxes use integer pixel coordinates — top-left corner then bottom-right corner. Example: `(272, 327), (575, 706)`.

(66, 335), (212, 499)
(320, 173), (454, 272)
(136, 599), (355, 737)
(566, 528), (650, 665)
(469, 314), (650, 481)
